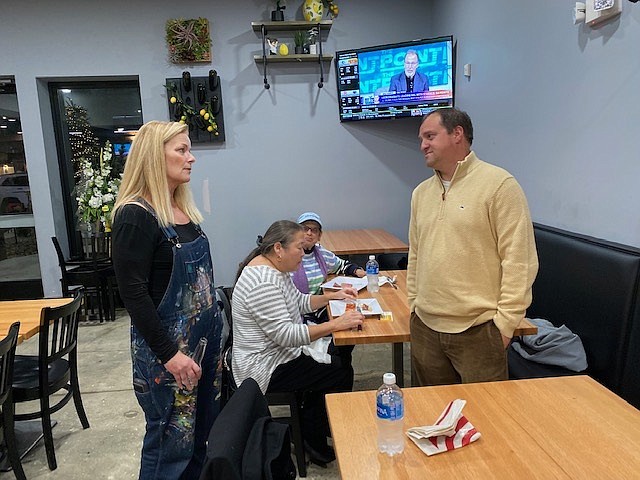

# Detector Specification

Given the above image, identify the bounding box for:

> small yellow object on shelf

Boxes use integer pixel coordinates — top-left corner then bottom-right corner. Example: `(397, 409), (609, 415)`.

(279, 43), (289, 56)
(380, 311), (393, 322)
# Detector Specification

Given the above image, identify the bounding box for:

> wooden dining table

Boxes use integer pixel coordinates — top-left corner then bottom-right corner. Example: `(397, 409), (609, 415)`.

(321, 229), (409, 256)
(327, 271), (537, 386)
(0, 298), (73, 343)
(326, 375), (640, 479)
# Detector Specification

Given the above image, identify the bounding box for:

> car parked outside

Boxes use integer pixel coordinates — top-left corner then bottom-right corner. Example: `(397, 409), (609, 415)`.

(0, 173), (32, 214)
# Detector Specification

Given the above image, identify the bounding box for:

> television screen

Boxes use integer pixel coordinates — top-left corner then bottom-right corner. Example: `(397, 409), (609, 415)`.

(112, 143), (131, 156)
(335, 36), (455, 122)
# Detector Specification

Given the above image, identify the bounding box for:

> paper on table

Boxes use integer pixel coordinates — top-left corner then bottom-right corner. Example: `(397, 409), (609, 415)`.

(329, 298), (383, 316)
(406, 399), (481, 456)
(321, 276), (368, 291)
(378, 275), (396, 287)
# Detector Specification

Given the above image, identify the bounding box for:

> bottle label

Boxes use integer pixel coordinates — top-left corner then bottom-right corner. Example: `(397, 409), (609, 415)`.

(377, 398), (404, 420)
(366, 264), (379, 274)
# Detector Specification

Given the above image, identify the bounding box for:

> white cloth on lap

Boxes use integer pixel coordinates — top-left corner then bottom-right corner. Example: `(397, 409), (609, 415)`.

(301, 337), (331, 364)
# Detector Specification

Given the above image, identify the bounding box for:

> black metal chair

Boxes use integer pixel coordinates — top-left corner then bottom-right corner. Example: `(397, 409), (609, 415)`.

(217, 286), (308, 477)
(0, 322), (26, 480)
(87, 233), (118, 320)
(11, 291), (90, 470)
(52, 236), (114, 322)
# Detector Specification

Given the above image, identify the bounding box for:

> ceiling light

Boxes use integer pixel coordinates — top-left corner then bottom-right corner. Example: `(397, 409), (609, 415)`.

(61, 89), (72, 93)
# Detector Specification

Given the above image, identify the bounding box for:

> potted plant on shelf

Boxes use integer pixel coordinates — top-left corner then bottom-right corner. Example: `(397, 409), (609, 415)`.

(294, 30), (306, 54)
(307, 27), (319, 55)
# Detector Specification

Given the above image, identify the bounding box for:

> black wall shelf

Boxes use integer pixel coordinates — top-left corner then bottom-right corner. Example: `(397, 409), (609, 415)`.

(251, 20), (333, 88)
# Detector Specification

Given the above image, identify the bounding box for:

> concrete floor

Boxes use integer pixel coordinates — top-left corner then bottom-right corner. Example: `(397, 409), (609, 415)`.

(8, 309), (411, 479)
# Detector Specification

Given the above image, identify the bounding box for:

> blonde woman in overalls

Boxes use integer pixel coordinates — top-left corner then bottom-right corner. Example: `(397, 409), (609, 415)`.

(112, 121), (222, 479)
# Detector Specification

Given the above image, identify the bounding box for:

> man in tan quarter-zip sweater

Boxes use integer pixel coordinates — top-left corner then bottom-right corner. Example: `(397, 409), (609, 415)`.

(407, 108), (538, 386)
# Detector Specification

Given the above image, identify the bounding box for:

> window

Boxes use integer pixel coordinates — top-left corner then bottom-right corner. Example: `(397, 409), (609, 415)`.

(0, 76), (41, 298)
(49, 79), (143, 258)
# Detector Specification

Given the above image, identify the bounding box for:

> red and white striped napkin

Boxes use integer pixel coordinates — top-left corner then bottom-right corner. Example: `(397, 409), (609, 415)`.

(406, 399), (481, 456)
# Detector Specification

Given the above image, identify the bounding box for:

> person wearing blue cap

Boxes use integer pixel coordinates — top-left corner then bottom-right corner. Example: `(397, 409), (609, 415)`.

(292, 212), (366, 324)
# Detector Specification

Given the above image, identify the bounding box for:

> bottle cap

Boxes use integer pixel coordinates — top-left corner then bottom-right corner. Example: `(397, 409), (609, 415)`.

(369, 255), (375, 260)
(383, 372), (396, 385)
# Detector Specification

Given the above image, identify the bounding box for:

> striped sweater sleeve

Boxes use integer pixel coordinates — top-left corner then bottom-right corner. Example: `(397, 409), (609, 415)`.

(232, 266), (312, 392)
(245, 280), (310, 347)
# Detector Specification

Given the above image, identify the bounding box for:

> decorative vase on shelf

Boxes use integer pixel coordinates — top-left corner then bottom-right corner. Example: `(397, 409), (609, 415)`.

(303, 0), (324, 22)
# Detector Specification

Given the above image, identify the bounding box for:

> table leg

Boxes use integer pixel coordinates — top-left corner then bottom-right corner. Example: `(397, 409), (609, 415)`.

(392, 342), (404, 387)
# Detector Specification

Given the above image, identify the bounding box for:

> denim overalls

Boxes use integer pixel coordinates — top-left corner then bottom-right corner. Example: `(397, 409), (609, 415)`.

(130, 201), (222, 480)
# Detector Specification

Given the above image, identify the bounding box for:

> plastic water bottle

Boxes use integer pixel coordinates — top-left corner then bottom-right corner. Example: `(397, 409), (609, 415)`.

(366, 255), (380, 293)
(191, 337), (208, 366)
(376, 372), (404, 456)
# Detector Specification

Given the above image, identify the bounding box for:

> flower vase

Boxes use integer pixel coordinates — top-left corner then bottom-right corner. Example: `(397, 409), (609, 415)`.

(303, 0), (324, 22)
(79, 220), (103, 257)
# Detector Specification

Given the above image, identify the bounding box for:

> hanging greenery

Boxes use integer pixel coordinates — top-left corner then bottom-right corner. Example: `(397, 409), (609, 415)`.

(322, 0), (339, 18)
(165, 83), (219, 136)
(165, 18), (211, 63)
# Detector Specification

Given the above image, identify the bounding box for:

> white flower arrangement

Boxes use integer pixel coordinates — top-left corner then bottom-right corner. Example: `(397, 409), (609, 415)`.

(75, 141), (120, 231)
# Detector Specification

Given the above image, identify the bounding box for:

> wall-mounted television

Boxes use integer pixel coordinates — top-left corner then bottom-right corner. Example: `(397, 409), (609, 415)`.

(335, 36), (455, 122)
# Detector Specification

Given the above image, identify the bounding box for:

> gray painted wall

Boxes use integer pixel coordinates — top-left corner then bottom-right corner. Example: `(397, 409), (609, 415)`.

(2, 1), (638, 295)
(432, 0), (640, 247)
(1, 1), (433, 293)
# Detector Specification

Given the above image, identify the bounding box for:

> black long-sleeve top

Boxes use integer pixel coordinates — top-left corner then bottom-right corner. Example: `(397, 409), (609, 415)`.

(112, 203), (200, 363)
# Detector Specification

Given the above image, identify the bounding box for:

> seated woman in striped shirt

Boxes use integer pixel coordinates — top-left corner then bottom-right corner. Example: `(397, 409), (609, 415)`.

(232, 220), (363, 466)
(291, 211), (365, 324)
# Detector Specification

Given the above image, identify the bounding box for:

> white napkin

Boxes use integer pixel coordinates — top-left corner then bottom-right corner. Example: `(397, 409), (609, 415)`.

(406, 399), (481, 456)
(301, 336), (332, 364)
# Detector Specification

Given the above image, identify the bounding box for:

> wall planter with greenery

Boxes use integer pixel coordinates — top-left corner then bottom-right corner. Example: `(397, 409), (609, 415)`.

(165, 17), (211, 63)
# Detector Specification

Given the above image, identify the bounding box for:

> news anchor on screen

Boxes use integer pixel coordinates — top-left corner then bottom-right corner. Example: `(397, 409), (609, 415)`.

(388, 50), (429, 93)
